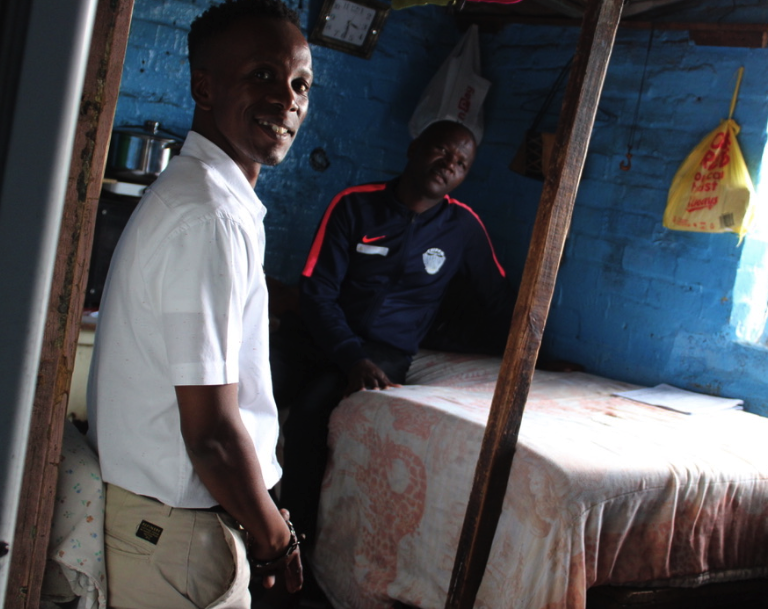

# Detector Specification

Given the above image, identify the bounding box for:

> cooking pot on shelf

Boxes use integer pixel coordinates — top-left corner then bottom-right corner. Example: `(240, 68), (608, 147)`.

(105, 120), (183, 184)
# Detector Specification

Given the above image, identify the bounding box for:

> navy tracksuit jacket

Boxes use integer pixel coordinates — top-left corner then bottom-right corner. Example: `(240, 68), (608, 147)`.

(300, 180), (514, 371)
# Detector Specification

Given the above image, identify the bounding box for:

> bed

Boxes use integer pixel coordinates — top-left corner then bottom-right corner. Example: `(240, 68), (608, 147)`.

(311, 349), (768, 609)
(41, 420), (107, 609)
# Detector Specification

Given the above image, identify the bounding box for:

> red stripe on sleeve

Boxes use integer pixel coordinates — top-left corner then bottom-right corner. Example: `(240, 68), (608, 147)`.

(302, 183), (388, 277)
(446, 196), (506, 278)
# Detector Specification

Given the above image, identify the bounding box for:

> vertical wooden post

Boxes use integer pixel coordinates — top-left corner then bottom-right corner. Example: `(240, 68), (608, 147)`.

(444, 0), (624, 607)
(4, 1), (134, 607)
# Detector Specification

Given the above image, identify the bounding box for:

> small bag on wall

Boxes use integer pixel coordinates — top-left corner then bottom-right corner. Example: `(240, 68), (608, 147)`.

(662, 68), (755, 241)
(408, 24), (490, 143)
(510, 56), (571, 181)
(510, 129), (557, 181)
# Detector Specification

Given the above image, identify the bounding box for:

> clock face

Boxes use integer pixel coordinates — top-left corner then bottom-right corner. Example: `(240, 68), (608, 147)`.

(321, 0), (376, 46)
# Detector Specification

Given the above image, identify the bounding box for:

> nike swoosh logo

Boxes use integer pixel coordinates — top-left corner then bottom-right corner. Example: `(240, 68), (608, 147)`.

(361, 235), (386, 243)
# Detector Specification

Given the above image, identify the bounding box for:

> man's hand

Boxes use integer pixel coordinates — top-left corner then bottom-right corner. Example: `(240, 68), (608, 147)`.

(249, 509), (303, 593)
(253, 546), (303, 593)
(344, 359), (402, 396)
(175, 384), (303, 594)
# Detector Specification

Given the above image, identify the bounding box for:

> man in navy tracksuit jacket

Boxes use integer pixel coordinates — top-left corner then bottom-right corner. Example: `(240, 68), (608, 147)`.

(275, 120), (516, 545)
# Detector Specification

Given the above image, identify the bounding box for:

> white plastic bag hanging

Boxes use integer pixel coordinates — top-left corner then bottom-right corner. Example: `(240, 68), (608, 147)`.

(408, 24), (490, 143)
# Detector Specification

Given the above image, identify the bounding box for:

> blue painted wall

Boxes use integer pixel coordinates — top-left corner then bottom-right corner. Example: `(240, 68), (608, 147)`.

(115, 0), (768, 415)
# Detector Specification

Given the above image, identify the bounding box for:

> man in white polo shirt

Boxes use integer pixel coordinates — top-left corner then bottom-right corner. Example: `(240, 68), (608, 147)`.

(86, 1), (313, 607)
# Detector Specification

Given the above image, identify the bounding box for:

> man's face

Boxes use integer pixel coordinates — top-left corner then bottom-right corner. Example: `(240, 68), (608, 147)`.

(405, 122), (477, 200)
(192, 17), (312, 174)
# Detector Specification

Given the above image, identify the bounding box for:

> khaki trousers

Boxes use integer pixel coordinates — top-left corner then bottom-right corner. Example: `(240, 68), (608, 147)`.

(104, 484), (250, 609)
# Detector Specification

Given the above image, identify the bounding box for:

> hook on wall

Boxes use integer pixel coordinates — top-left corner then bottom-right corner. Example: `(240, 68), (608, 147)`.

(619, 27), (654, 172)
(619, 150), (632, 171)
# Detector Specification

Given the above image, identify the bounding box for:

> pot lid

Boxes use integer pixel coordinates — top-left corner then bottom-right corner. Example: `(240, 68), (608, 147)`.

(113, 120), (183, 142)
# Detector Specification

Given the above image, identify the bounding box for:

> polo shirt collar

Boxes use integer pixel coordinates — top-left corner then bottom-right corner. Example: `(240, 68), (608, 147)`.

(181, 131), (265, 220)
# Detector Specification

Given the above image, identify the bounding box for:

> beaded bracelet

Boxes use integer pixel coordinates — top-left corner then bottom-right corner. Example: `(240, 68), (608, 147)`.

(249, 519), (300, 569)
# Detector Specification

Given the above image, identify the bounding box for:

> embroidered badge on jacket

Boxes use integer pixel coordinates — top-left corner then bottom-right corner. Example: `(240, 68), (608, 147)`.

(423, 248), (446, 275)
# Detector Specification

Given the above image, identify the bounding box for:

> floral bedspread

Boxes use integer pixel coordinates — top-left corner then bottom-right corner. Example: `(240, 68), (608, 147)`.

(42, 419), (107, 609)
(312, 351), (768, 609)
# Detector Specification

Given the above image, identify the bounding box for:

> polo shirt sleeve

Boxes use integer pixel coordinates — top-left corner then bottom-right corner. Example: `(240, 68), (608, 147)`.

(149, 213), (253, 386)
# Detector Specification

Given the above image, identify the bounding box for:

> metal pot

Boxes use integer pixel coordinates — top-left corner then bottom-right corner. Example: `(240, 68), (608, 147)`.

(105, 120), (183, 184)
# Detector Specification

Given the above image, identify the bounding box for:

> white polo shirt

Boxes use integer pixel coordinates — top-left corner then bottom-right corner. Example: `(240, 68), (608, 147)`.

(87, 131), (281, 508)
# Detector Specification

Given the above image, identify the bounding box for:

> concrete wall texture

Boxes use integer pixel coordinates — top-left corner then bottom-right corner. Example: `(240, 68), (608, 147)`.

(114, 0), (768, 415)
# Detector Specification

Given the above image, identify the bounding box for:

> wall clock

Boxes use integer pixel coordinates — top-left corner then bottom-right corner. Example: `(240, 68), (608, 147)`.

(309, 0), (391, 60)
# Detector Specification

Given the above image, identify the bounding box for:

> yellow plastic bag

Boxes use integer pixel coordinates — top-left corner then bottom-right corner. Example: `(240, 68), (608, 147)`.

(663, 69), (755, 242)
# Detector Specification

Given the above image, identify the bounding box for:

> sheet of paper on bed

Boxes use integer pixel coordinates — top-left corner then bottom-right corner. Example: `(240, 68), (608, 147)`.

(614, 384), (744, 415)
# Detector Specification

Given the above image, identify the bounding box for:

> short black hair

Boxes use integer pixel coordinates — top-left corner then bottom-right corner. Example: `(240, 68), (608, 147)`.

(417, 120), (477, 147)
(188, 0), (300, 69)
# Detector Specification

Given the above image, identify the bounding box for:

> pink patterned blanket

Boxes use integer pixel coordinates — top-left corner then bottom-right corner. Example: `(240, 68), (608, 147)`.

(311, 351), (768, 609)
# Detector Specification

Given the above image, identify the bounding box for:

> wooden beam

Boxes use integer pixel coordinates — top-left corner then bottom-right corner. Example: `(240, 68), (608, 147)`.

(456, 11), (768, 48)
(688, 29), (767, 48)
(444, 0), (624, 607)
(3, 1), (133, 607)
(620, 0), (687, 18)
(620, 21), (768, 49)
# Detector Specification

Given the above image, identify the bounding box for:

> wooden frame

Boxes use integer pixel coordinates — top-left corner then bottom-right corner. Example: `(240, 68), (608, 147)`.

(3, 1), (134, 607)
(3, 0), (624, 606)
(309, 0), (390, 59)
(15, 2), (749, 608)
(446, 0), (625, 606)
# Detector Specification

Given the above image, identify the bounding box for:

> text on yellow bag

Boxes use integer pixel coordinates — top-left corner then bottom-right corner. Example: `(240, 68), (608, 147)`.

(662, 68), (755, 242)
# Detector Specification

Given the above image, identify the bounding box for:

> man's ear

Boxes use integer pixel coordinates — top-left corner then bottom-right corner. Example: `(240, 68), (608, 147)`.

(191, 69), (213, 111)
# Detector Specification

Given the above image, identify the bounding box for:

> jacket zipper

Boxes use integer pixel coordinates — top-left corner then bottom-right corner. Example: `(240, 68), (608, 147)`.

(360, 211), (416, 330)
